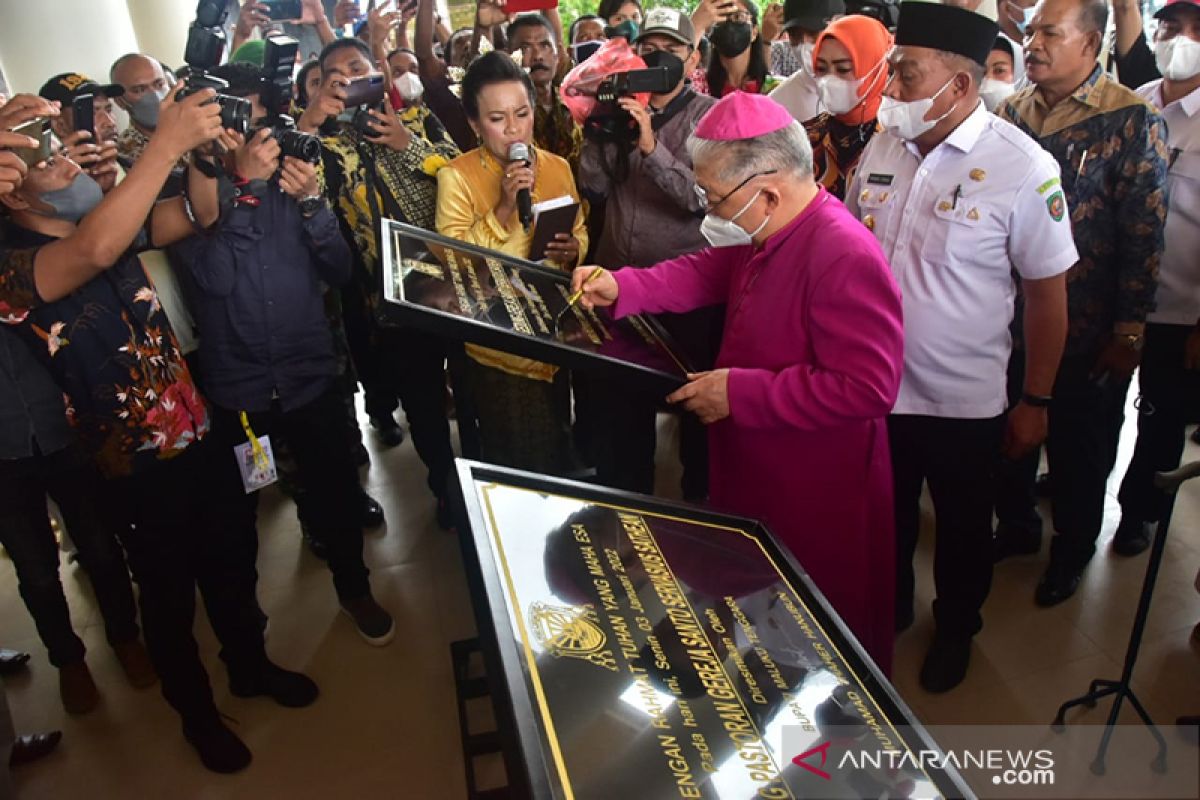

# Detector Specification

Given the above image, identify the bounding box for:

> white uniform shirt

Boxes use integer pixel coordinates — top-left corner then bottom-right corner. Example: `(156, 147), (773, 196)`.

(769, 68), (820, 124)
(846, 102), (1078, 419)
(1137, 79), (1200, 326)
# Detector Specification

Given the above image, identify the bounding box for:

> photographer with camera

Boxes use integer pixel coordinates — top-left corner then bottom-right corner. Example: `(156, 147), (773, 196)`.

(180, 61), (395, 648)
(578, 8), (718, 499)
(0, 85), (315, 773)
(312, 36), (461, 527)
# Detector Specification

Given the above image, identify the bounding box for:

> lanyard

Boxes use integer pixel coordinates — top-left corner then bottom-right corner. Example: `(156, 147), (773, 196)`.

(239, 412), (270, 472)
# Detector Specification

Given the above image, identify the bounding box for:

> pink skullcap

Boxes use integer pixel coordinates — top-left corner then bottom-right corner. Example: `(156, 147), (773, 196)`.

(692, 91), (794, 141)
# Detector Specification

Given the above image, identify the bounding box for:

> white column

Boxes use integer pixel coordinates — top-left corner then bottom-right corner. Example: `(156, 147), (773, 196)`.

(0, 0), (140, 93)
(125, 0), (199, 70)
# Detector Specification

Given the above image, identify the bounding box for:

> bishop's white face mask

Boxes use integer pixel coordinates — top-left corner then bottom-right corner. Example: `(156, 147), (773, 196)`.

(877, 76), (960, 141)
(979, 77), (1017, 112)
(817, 57), (887, 116)
(701, 189), (770, 247)
(1154, 34), (1200, 81)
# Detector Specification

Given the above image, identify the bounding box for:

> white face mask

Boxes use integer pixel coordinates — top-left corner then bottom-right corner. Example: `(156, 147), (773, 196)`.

(1154, 35), (1200, 81)
(1010, 1), (1037, 34)
(979, 77), (1016, 112)
(816, 57), (887, 116)
(795, 42), (816, 79)
(877, 76), (960, 141)
(701, 189), (770, 248)
(395, 70), (425, 101)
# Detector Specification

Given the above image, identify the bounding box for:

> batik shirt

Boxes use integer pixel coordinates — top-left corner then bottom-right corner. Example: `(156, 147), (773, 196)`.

(804, 112), (880, 201)
(534, 89), (582, 174)
(319, 104), (461, 313)
(997, 65), (1169, 356)
(0, 226), (208, 478)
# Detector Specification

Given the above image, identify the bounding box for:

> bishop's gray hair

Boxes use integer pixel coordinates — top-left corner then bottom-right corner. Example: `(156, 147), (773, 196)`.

(687, 119), (814, 186)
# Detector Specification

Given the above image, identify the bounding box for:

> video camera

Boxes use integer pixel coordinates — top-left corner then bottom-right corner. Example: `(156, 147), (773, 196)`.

(257, 35), (321, 163)
(582, 66), (673, 144)
(178, 0), (253, 135)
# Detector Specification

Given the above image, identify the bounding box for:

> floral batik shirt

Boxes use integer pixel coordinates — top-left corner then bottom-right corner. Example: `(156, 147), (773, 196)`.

(0, 225), (208, 479)
(998, 65), (1169, 356)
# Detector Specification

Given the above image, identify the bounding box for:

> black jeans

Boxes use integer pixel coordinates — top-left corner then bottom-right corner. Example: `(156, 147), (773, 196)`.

(211, 384), (370, 600)
(590, 377), (709, 499)
(105, 435), (267, 723)
(347, 318), (454, 501)
(0, 445), (138, 667)
(1118, 324), (1200, 522)
(996, 353), (1131, 570)
(889, 414), (1004, 640)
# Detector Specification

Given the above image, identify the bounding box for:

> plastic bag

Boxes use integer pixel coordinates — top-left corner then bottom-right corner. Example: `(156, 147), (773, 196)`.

(558, 37), (651, 126)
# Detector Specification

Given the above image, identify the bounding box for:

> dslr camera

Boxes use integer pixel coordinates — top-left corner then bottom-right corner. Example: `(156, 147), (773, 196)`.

(256, 35), (321, 163)
(178, 0), (253, 135)
(582, 67), (673, 144)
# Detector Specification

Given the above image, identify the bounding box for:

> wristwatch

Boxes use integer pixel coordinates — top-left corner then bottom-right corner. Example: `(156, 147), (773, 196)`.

(1116, 332), (1144, 351)
(298, 195), (326, 217)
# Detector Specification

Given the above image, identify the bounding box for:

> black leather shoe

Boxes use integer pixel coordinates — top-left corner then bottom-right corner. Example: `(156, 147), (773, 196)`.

(895, 604), (915, 634)
(353, 442), (370, 467)
(361, 493), (384, 529)
(1192, 427), (1200, 446)
(1035, 563), (1083, 607)
(9, 731), (61, 766)
(1035, 472), (1053, 498)
(0, 648), (31, 675)
(370, 415), (405, 448)
(993, 523), (1041, 563)
(919, 635), (972, 693)
(436, 497), (454, 531)
(183, 717), (251, 773)
(230, 662), (319, 708)
(1112, 517), (1153, 556)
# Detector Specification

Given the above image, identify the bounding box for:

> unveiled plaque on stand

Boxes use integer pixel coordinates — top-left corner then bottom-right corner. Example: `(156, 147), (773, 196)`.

(452, 460), (975, 800)
(380, 219), (694, 392)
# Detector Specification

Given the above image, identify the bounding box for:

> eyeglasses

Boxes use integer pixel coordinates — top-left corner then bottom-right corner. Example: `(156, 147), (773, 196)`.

(722, 11), (753, 24)
(694, 170), (777, 212)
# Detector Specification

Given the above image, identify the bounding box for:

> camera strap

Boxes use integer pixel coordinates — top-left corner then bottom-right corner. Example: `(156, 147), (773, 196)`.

(649, 88), (697, 133)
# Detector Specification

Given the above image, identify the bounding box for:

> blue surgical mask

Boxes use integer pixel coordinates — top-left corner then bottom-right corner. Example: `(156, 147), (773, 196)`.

(1011, 2), (1037, 34)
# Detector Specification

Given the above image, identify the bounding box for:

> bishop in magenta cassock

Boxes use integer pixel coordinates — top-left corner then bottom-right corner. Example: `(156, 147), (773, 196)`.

(572, 92), (905, 672)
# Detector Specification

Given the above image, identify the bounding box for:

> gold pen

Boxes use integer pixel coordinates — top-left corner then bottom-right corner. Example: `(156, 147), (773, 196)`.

(565, 267), (606, 308)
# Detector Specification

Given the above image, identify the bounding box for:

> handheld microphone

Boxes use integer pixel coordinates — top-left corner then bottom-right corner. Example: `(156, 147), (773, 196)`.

(507, 141), (533, 232)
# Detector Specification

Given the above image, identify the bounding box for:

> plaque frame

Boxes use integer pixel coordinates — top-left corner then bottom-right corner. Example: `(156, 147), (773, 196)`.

(379, 219), (694, 393)
(450, 459), (977, 800)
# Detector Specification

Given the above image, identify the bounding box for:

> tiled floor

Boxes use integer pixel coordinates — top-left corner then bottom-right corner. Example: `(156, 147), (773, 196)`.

(3, 394), (1199, 798)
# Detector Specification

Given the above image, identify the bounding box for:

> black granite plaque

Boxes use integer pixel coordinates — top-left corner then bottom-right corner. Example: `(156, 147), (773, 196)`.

(453, 460), (976, 800)
(379, 219), (694, 392)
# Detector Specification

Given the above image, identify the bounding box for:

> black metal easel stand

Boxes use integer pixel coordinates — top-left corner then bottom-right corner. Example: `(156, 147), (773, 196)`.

(1050, 462), (1200, 775)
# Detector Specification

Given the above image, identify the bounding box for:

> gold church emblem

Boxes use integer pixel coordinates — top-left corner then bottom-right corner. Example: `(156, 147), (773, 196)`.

(530, 602), (617, 671)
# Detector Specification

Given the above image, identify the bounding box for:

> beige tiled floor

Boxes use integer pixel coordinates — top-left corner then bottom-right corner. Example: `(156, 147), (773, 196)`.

(3, 395), (1199, 798)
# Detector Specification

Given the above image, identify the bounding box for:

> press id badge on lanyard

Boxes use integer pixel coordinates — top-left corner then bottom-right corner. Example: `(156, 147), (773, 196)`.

(234, 411), (277, 493)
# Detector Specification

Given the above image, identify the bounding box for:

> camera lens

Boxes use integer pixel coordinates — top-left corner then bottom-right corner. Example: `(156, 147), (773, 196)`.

(277, 129), (321, 164)
(215, 95), (252, 135)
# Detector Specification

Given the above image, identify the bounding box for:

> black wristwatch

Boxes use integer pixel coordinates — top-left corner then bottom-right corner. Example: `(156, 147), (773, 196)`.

(1021, 392), (1053, 408)
(298, 195), (326, 217)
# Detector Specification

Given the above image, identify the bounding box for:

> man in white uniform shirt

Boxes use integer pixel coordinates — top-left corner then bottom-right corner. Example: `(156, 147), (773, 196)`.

(1114, 0), (1200, 552)
(846, 2), (1074, 693)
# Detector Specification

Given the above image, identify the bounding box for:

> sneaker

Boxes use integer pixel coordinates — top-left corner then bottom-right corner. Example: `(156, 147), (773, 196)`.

(59, 661), (99, 714)
(112, 639), (157, 689)
(919, 635), (972, 693)
(340, 595), (395, 646)
(183, 716), (252, 774)
(230, 662), (318, 708)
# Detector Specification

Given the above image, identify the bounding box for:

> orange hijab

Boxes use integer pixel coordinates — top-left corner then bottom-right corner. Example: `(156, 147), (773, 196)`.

(813, 15), (893, 126)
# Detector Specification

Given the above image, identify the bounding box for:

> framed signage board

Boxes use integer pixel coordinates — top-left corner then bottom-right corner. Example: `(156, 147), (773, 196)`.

(452, 460), (975, 800)
(380, 219), (694, 393)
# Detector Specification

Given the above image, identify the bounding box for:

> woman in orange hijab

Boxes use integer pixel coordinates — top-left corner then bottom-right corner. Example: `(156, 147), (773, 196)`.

(803, 15), (892, 200)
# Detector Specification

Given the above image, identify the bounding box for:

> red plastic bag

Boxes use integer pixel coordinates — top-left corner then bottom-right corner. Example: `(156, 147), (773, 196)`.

(559, 37), (650, 126)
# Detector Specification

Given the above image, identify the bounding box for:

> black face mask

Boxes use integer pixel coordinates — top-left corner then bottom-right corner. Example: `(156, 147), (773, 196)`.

(640, 50), (685, 91)
(710, 21), (753, 59)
